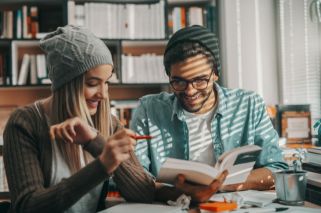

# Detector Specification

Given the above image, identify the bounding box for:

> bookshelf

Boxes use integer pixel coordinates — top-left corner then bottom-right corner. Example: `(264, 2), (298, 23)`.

(0, 0), (217, 196)
(0, 0), (218, 117)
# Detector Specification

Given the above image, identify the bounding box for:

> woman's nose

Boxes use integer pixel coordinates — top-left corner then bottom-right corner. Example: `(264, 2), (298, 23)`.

(97, 84), (108, 99)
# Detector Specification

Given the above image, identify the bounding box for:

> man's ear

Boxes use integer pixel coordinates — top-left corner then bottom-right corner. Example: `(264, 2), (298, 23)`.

(213, 73), (219, 81)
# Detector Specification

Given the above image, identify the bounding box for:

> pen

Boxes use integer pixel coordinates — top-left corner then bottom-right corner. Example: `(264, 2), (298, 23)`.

(237, 207), (289, 213)
(129, 134), (153, 140)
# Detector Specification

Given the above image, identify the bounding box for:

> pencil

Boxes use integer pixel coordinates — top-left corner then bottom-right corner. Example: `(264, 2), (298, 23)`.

(129, 134), (153, 140)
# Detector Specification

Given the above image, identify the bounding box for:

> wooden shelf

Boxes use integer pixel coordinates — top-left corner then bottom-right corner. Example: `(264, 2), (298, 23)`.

(0, 85), (167, 106)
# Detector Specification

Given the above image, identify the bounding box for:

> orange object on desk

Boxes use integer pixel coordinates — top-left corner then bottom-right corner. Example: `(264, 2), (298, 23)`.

(199, 201), (237, 212)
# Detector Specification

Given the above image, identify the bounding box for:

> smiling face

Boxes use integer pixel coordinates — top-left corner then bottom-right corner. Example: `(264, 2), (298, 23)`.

(170, 54), (218, 114)
(84, 64), (113, 115)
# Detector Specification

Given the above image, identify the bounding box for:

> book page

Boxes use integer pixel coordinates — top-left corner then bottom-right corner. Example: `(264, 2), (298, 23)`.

(217, 145), (262, 185)
(157, 158), (219, 185)
(217, 145), (261, 171)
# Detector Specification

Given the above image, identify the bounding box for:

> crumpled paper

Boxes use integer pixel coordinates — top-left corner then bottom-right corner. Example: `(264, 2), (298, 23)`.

(214, 192), (245, 209)
(167, 194), (191, 210)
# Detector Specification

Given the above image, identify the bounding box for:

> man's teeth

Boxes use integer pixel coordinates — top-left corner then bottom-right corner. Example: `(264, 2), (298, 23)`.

(185, 94), (199, 100)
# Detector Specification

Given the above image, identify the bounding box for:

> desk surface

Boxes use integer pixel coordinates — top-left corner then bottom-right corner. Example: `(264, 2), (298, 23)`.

(188, 201), (321, 213)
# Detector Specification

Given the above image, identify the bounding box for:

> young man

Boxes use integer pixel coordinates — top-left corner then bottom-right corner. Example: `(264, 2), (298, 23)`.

(131, 25), (288, 202)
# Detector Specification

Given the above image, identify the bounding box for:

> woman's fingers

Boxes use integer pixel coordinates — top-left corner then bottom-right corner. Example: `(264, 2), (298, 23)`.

(49, 117), (95, 145)
(61, 126), (74, 143)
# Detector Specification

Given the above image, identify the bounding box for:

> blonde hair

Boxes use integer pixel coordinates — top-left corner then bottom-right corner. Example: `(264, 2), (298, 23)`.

(51, 74), (112, 173)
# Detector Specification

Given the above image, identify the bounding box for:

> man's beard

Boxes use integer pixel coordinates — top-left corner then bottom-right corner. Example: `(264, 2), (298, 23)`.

(176, 89), (213, 113)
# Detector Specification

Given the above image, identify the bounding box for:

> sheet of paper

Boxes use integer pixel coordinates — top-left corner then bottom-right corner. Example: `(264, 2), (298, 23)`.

(98, 203), (185, 213)
(210, 190), (276, 207)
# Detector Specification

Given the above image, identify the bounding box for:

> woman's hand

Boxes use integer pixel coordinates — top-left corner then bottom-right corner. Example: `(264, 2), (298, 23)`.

(49, 117), (97, 145)
(175, 170), (228, 203)
(99, 129), (137, 175)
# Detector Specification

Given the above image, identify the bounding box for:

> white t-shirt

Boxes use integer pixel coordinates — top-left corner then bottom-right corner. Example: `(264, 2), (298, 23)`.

(35, 102), (102, 213)
(184, 108), (216, 166)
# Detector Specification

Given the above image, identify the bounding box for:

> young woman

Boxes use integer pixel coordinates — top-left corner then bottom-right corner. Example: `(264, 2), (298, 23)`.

(3, 25), (155, 213)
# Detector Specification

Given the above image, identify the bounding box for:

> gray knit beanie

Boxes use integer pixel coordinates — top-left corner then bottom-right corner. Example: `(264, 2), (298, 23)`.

(164, 25), (221, 75)
(40, 25), (113, 91)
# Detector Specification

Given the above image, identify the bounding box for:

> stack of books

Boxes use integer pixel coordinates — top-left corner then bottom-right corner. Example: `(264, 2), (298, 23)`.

(302, 147), (321, 205)
(304, 147), (321, 172)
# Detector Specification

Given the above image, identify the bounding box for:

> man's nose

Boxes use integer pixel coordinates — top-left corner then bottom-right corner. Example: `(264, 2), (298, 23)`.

(184, 82), (197, 95)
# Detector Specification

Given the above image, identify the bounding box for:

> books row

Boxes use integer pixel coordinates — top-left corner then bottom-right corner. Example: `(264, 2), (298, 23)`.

(121, 54), (168, 84)
(15, 54), (50, 86)
(168, 5), (215, 35)
(305, 147), (321, 167)
(0, 6), (39, 39)
(67, 0), (165, 39)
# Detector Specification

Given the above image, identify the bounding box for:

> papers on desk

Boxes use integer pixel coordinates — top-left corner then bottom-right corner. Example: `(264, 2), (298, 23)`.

(210, 190), (277, 207)
(98, 203), (185, 213)
(244, 203), (321, 213)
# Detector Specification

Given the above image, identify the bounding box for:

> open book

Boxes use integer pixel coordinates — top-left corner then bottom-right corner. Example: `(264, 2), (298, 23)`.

(157, 145), (262, 186)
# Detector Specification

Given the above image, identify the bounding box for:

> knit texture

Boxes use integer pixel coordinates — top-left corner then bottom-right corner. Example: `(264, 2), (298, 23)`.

(3, 103), (155, 213)
(40, 25), (113, 91)
(164, 25), (221, 75)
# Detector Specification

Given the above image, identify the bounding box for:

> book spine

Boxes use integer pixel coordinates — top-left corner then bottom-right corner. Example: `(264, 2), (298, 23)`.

(17, 54), (30, 85)
(30, 6), (39, 39)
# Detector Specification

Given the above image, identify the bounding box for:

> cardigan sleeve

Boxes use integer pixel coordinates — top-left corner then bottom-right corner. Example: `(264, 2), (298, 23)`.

(84, 115), (156, 203)
(3, 108), (109, 213)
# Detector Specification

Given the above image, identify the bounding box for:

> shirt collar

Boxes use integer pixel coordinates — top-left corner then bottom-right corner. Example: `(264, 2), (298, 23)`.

(214, 83), (226, 118)
(171, 83), (226, 121)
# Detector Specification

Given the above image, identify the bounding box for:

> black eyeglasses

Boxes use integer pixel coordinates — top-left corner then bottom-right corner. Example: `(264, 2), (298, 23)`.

(169, 71), (214, 91)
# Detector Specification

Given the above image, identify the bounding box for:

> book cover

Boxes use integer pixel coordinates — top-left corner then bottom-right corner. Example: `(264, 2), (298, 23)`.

(157, 145), (262, 186)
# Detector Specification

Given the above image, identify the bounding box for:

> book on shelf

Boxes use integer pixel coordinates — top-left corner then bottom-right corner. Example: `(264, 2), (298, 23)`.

(111, 100), (139, 128)
(121, 54), (167, 83)
(29, 54), (37, 85)
(167, 4), (215, 35)
(17, 54), (30, 85)
(67, 0), (165, 39)
(1, 4), (62, 39)
(36, 54), (47, 80)
(15, 53), (48, 85)
(157, 145), (262, 186)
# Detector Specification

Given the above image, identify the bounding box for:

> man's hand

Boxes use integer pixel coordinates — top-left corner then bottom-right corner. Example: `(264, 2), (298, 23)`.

(174, 170), (228, 203)
(220, 167), (274, 192)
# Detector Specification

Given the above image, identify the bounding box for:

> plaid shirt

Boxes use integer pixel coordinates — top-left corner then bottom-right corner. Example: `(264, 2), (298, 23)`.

(131, 83), (288, 177)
